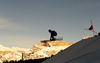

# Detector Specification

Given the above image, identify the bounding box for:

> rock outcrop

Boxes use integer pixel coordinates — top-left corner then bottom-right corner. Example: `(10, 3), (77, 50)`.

(24, 41), (75, 60)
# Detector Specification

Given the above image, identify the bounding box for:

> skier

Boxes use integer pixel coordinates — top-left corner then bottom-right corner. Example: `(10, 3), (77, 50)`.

(48, 29), (57, 41)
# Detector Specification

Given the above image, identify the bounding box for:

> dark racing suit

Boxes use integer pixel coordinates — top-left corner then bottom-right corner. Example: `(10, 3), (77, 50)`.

(50, 31), (57, 41)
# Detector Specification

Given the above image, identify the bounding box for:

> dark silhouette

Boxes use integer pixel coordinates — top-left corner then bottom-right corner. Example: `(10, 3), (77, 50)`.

(48, 29), (57, 41)
(98, 32), (100, 36)
(3, 57), (49, 63)
(3, 55), (54, 63)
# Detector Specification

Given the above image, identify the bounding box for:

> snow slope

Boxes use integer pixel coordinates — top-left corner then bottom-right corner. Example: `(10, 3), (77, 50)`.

(42, 36), (100, 63)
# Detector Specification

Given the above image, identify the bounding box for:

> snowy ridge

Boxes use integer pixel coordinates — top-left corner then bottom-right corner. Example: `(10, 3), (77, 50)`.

(24, 41), (72, 60)
(42, 36), (100, 63)
(0, 44), (30, 52)
(40, 46), (70, 52)
(0, 44), (31, 63)
(24, 45), (69, 60)
(0, 41), (75, 63)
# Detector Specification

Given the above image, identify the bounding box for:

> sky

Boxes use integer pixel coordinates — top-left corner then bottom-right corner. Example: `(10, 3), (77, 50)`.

(0, 0), (100, 48)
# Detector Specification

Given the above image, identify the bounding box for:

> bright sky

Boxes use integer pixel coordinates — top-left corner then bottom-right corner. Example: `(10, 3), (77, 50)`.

(0, 0), (100, 48)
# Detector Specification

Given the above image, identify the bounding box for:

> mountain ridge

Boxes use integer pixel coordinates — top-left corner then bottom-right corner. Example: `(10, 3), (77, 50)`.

(0, 40), (75, 63)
